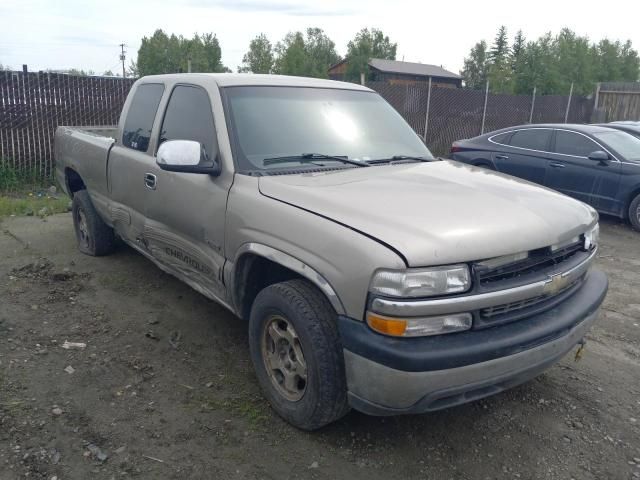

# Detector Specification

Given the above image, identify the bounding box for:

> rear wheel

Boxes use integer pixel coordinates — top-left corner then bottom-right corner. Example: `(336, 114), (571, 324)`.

(248, 279), (349, 430)
(72, 190), (116, 256)
(629, 193), (640, 232)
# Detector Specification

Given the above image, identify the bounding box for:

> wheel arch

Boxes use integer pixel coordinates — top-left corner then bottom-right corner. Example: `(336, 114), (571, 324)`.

(625, 184), (640, 221)
(471, 158), (496, 169)
(229, 243), (346, 321)
(65, 167), (86, 197)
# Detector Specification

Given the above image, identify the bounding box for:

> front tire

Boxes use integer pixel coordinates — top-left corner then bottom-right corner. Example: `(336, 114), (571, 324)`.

(248, 279), (349, 430)
(629, 194), (640, 232)
(72, 190), (116, 256)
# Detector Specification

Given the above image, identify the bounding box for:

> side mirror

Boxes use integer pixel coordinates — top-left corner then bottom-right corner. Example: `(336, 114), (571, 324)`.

(587, 150), (610, 162)
(156, 139), (221, 175)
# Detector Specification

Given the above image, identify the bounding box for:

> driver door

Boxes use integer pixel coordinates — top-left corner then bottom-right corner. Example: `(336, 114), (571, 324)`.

(144, 84), (232, 300)
(545, 129), (621, 212)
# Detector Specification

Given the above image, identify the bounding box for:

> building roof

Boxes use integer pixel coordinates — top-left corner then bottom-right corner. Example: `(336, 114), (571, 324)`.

(367, 59), (461, 80)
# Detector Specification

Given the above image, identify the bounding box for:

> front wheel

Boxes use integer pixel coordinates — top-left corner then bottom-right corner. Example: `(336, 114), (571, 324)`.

(629, 193), (640, 232)
(248, 279), (349, 430)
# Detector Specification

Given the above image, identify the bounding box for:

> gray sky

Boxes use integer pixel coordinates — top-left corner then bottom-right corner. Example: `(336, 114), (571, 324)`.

(1, 0), (639, 75)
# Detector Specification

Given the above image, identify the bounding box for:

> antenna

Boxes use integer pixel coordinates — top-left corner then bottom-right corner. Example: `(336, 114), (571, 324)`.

(119, 43), (127, 78)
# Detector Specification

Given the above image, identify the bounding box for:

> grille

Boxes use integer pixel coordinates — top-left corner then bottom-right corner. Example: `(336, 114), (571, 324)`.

(480, 276), (581, 319)
(481, 294), (547, 318)
(476, 241), (584, 286)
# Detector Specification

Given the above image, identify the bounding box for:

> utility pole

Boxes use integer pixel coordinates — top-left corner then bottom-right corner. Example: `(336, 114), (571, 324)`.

(119, 43), (126, 78)
(564, 82), (574, 123)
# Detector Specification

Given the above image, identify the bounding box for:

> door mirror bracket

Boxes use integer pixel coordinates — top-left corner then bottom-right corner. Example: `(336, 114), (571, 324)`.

(156, 139), (221, 175)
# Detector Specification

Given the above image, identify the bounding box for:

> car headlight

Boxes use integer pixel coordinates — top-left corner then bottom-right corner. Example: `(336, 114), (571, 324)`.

(369, 265), (471, 298)
(584, 223), (599, 250)
(366, 311), (472, 337)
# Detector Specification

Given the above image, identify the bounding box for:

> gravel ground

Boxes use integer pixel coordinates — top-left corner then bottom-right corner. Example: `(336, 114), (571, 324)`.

(1, 213), (639, 480)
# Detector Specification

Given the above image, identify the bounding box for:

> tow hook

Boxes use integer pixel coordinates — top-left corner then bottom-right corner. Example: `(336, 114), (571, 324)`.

(574, 339), (587, 362)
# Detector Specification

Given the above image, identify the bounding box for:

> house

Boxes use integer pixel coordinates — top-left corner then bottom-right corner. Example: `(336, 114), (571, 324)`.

(328, 58), (462, 88)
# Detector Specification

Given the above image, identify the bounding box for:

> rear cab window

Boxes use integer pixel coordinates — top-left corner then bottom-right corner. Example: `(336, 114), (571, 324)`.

(509, 129), (552, 152)
(122, 83), (165, 153)
(158, 85), (217, 161)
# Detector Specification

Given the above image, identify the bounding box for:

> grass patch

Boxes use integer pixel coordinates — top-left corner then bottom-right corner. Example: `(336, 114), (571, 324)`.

(0, 193), (69, 219)
(191, 392), (270, 429)
(0, 164), (69, 218)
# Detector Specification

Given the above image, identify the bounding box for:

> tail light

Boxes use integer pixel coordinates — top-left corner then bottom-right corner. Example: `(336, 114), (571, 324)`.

(450, 144), (462, 154)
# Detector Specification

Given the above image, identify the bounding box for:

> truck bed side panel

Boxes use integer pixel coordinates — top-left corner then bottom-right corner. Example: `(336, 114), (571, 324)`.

(54, 126), (116, 221)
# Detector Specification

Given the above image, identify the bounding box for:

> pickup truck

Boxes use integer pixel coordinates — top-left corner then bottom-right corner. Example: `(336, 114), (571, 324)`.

(55, 74), (608, 430)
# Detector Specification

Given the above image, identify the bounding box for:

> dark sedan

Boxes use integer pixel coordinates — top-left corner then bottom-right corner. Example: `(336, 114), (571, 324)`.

(450, 124), (640, 230)
(597, 121), (640, 139)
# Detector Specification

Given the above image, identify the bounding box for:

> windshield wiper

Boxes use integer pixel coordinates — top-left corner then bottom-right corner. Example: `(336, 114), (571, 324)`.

(263, 153), (370, 167)
(366, 155), (434, 165)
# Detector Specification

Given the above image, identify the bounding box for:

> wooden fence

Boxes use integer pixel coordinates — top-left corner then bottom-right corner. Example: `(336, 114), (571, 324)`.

(595, 82), (640, 121)
(0, 71), (134, 178)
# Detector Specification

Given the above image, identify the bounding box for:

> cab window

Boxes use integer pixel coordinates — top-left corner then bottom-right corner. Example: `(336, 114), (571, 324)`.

(122, 83), (164, 152)
(159, 85), (217, 161)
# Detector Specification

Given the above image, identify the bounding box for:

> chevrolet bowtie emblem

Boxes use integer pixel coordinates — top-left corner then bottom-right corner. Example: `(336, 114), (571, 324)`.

(543, 273), (570, 296)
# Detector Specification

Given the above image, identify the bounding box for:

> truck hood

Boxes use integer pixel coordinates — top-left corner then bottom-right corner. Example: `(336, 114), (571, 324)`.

(258, 161), (597, 266)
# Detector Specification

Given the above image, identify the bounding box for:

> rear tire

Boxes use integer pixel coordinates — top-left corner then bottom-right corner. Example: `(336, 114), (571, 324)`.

(629, 193), (640, 232)
(248, 279), (349, 430)
(72, 190), (116, 256)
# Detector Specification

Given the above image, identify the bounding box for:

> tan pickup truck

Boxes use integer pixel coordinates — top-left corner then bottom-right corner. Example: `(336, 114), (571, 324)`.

(54, 74), (608, 430)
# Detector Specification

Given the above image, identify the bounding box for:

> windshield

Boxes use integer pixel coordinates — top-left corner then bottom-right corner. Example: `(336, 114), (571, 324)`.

(593, 130), (640, 161)
(223, 86), (434, 172)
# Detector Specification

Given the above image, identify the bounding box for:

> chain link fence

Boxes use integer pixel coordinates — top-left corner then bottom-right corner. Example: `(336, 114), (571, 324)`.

(0, 70), (596, 179)
(367, 81), (593, 157)
(0, 70), (135, 179)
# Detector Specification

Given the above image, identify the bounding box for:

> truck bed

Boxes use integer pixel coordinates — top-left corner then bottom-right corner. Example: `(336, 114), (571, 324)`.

(54, 125), (118, 200)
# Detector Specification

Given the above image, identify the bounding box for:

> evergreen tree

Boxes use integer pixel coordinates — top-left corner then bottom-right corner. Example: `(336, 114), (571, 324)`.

(487, 26), (511, 92)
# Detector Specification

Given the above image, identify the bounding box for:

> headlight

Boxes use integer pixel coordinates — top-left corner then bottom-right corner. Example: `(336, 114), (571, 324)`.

(584, 223), (599, 250)
(366, 311), (472, 337)
(369, 265), (471, 298)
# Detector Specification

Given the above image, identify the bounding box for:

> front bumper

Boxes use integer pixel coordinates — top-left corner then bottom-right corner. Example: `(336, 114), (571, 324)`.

(339, 269), (608, 415)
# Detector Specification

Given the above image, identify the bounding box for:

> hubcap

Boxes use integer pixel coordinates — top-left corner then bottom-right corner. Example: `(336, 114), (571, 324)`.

(261, 315), (307, 401)
(636, 203), (640, 223)
(76, 208), (90, 248)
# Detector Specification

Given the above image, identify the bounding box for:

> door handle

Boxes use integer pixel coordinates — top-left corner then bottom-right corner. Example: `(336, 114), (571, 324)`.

(549, 162), (566, 168)
(144, 173), (157, 190)
(495, 154), (509, 160)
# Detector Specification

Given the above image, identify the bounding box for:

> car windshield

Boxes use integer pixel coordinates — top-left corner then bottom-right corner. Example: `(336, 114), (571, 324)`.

(593, 130), (640, 161)
(223, 86), (434, 172)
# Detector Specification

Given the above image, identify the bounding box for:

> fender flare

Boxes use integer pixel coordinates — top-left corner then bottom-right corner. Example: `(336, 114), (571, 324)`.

(227, 243), (346, 316)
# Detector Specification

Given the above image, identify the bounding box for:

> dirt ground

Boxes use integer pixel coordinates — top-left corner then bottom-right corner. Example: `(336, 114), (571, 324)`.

(1, 213), (639, 480)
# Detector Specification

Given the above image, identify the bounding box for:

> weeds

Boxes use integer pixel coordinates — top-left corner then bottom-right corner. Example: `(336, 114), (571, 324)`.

(0, 164), (51, 192)
(0, 164), (68, 218)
